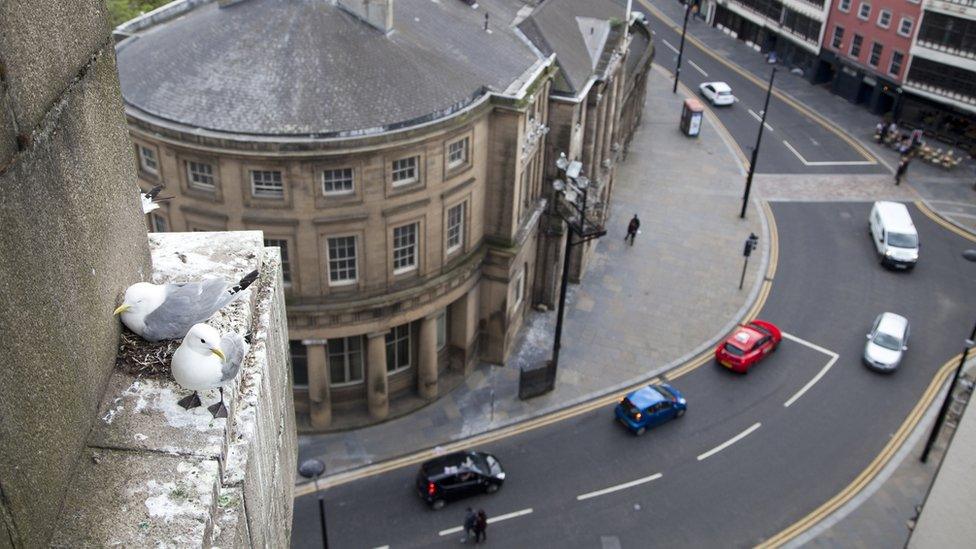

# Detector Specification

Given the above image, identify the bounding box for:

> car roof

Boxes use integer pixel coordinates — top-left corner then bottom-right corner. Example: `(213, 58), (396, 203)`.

(707, 82), (732, 92)
(873, 201), (916, 233)
(626, 385), (667, 409)
(727, 325), (763, 349)
(876, 312), (909, 336)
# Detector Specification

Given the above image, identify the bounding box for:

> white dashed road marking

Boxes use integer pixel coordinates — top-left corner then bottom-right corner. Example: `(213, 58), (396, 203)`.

(688, 59), (708, 76)
(438, 508), (534, 536)
(747, 109), (774, 132)
(781, 332), (840, 408)
(576, 473), (664, 501)
(697, 422), (761, 461)
(661, 39), (680, 54)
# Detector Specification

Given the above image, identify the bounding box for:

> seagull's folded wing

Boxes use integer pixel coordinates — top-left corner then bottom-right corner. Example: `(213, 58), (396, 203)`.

(219, 332), (248, 383)
(143, 279), (236, 340)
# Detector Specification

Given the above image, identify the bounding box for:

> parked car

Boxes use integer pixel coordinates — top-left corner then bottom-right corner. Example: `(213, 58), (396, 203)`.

(699, 81), (736, 106)
(863, 312), (910, 372)
(615, 383), (687, 436)
(715, 320), (782, 373)
(416, 451), (505, 510)
(869, 201), (919, 270)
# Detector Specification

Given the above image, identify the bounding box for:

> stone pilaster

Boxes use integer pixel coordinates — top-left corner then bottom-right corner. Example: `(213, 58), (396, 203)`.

(449, 286), (480, 373)
(306, 343), (331, 428)
(417, 314), (439, 399)
(366, 331), (389, 420)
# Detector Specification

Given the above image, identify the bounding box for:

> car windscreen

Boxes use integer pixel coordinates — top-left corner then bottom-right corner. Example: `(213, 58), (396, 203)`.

(873, 332), (902, 350)
(723, 343), (745, 356)
(468, 454), (490, 475)
(887, 232), (917, 248)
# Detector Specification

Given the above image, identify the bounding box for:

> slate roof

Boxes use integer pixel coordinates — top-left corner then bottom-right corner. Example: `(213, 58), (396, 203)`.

(116, 0), (539, 137)
(517, 0), (630, 96)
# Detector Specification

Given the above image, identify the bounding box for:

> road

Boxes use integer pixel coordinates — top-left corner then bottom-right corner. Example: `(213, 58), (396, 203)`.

(639, 5), (887, 176)
(292, 203), (976, 548)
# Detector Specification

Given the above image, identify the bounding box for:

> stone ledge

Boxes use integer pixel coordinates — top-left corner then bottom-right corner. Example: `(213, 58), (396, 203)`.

(55, 231), (295, 547)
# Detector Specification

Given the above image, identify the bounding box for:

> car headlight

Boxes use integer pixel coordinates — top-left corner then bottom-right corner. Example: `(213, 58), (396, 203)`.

(885, 250), (894, 257)
(495, 472), (506, 480)
(679, 399), (686, 405)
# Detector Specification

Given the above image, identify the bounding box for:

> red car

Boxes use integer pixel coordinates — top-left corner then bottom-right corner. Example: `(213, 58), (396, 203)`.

(715, 320), (782, 373)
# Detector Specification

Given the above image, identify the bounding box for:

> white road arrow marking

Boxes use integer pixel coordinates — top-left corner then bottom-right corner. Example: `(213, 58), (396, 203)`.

(781, 332), (840, 407)
(782, 140), (876, 166)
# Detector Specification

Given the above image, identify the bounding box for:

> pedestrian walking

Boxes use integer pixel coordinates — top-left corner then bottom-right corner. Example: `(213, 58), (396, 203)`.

(625, 214), (640, 246)
(895, 157), (910, 185)
(474, 509), (488, 543)
(461, 507), (476, 543)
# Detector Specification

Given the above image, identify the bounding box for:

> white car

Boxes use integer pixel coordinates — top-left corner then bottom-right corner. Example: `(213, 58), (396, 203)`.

(863, 312), (910, 372)
(699, 82), (736, 106)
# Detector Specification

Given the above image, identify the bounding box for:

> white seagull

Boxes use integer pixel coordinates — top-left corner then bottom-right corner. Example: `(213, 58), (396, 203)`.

(171, 323), (248, 418)
(114, 270), (258, 342)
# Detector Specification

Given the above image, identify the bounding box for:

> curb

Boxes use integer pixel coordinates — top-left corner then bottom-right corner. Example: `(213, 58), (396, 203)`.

(915, 198), (976, 241)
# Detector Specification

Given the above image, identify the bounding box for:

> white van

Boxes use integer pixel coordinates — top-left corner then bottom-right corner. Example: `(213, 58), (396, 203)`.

(869, 201), (919, 269)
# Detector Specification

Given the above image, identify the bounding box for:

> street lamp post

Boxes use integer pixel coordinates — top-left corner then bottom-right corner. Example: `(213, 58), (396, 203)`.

(550, 153), (607, 374)
(673, 1), (692, 94)
(740, 67), (776, 219)
(298, 459), (329, 549)
(920, 249), (976, 463)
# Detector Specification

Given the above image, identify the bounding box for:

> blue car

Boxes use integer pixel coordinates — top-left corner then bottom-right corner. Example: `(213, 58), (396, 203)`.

(615, 384), (687, 435)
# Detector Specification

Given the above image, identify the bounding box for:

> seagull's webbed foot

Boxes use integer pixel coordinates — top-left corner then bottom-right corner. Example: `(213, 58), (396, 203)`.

(177, 391), (202, 410)
(208, 387), (228, 419)
(208, 401), (228, 419)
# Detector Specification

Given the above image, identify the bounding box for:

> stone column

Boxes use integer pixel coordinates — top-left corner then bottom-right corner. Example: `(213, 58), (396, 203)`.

(449, 286), (480, 373)
(306, 343), (331, 428)
(417, 314), (439, 399)
(366, 331), (389, 420)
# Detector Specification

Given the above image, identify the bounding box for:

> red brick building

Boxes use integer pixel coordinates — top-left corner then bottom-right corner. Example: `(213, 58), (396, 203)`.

(816, 0), (922, 114)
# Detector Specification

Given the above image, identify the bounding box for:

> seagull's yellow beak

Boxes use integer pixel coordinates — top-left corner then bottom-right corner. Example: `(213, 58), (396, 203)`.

(113, 304), (131, 315)
(211, 347), (226, 362)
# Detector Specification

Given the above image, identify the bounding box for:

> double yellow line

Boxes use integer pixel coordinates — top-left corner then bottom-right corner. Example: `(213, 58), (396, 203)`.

(637, 0), (877, 164)
(295, 204), (781, 499)
(759, 354), (960, 547)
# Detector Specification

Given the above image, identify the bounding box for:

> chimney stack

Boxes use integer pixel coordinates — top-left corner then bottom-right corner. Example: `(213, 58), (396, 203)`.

(336, 0), (394, 34)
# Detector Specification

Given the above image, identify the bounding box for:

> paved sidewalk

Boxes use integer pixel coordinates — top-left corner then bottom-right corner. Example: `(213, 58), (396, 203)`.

(297, 67), (766, 477)
(644, 0), (976, 233)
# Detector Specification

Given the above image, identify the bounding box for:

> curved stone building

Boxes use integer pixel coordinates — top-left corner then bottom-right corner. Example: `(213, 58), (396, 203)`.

(117, 0), (653, 431)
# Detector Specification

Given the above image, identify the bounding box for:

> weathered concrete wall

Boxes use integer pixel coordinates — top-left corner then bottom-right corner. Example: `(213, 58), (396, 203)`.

(50, 233), (295, 546)
(0, 1), (152, 546)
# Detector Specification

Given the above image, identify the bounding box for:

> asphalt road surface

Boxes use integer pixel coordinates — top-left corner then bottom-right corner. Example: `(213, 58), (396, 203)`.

(291, 203), (976, 548)
(639, 7), (888, 176)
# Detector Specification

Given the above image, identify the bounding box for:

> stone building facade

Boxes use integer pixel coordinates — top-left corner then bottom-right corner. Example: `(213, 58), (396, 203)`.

(118, 0), (653, 431)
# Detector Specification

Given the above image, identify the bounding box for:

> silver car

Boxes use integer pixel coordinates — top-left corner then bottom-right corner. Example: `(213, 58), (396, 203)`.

(864, 312), (910, 372)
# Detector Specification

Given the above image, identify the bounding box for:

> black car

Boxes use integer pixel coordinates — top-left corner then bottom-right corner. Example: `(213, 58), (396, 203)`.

(416, 451), (505, 509)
